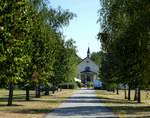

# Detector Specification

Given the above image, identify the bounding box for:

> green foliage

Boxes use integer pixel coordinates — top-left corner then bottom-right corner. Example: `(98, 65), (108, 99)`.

(91, 51), (103, 66)
(98, 0), (150, 91)
(60, 82), (77, 89)
(0, 0), (78, 105)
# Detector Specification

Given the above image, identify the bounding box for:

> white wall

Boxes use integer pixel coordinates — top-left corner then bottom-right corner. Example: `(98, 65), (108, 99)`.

(77, 58), (99, 74)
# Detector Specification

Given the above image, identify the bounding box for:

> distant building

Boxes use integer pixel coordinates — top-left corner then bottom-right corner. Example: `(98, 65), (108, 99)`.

(77, 47), (102, 88)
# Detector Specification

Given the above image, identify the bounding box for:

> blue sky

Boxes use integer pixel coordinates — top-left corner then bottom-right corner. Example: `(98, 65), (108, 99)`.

(50, 0), (101, 59)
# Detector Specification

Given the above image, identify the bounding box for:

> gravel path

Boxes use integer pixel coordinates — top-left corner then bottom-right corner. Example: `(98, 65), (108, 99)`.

(45, 88), (118, 118)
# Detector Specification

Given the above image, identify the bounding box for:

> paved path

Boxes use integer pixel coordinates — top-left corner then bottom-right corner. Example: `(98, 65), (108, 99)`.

(45, 88), (118, 118)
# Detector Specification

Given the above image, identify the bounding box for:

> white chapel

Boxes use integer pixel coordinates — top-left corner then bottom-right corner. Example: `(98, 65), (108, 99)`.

(76, 47), (102, 88)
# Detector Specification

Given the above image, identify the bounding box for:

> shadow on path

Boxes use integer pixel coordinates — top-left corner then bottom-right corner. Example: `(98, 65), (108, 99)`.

(49, 106), (114, 116)
(45, 89), (118, 118)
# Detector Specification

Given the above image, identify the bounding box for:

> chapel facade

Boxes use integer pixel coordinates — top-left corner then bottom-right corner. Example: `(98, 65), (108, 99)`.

(77, 47), (101, 87)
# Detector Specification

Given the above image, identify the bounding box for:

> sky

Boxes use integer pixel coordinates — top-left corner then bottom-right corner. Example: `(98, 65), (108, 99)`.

(50, 0), (101, 59)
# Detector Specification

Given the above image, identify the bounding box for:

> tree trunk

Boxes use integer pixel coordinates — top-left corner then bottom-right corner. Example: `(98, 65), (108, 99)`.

(124, 88), (127, 99)
(44, 89), (49, 95)
(52, 89), (55, 94)
(116, 86), (119, 94)
(35, 85), (40, 98)
(137, 87), (141, 103)
(26, 86), (30, 101)
(60, 87), (62, 92)
(128, 85), (131, 100)
(134, 88), (138, 101)
(8, 82), (14, 106)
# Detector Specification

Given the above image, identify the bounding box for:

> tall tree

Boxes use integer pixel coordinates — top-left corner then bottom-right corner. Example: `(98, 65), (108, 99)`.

(98, 0), (150, 102)
(0, 0), (35, 105)
(0, 0), (76, 105)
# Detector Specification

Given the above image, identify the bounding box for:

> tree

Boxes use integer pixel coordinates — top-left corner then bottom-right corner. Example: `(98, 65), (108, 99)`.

(64, 39), (79, 82)
(0, 0), (77, 105)
(98, 0), (150, 102)
(91, 51), (103, 66)
(0, 0), (35, 105)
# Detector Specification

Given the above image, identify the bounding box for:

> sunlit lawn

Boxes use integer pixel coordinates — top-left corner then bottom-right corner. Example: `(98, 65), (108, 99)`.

(96, 90), (150, 118)
(0, 89), (75, 118)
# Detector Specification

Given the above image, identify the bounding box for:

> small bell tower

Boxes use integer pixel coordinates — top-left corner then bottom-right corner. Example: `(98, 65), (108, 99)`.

(87, 47), (90, 58)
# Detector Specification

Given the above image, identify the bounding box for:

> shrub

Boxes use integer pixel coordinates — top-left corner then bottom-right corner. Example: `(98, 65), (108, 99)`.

(60, 82), (77, 89)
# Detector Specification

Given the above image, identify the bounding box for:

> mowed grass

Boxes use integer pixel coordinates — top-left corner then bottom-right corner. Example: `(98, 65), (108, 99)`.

(96, 90), (150, 118)
(0, 89), (75, 118)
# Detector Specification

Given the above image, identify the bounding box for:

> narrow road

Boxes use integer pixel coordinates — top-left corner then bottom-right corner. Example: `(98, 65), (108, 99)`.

(45, 88), (118, 118)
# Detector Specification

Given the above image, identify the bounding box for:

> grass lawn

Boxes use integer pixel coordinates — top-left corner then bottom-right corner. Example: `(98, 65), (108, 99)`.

(96, 90), (150, 118)
(0, 89), (75, 118)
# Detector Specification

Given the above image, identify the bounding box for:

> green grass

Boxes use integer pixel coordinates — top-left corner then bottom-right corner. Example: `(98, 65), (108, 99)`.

(0, 89), (75, 118)
(96, 90), (150, 118)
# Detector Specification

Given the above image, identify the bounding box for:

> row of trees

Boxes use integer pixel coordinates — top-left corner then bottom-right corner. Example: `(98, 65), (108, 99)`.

(0, 0), (79, 106)
(97, 0), (150, 102)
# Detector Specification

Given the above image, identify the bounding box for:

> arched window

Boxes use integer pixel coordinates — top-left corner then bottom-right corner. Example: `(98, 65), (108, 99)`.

(85, 66), (90, 71)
